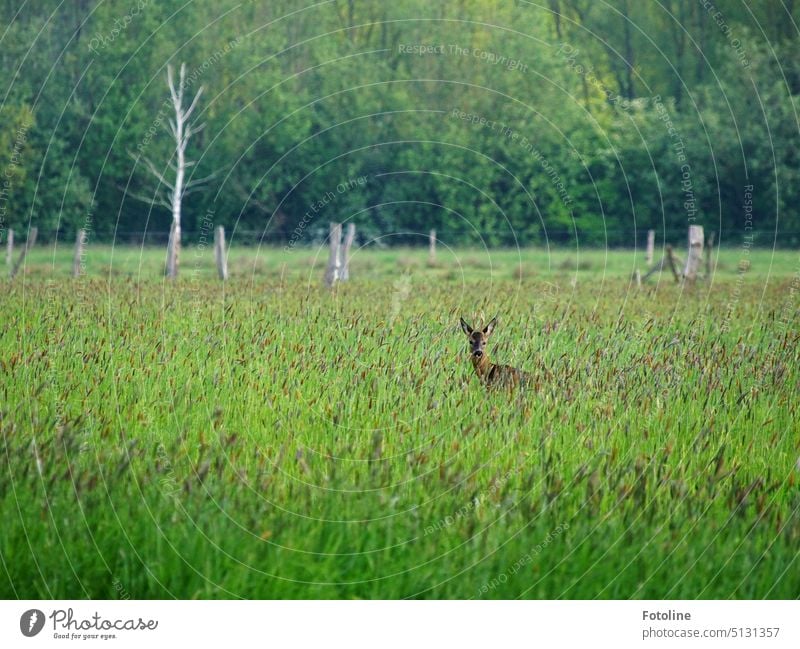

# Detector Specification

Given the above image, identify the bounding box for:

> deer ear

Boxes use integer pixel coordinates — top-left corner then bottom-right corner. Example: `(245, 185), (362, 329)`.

(483, 317), (498, 336)
(460, 317), (473, 335)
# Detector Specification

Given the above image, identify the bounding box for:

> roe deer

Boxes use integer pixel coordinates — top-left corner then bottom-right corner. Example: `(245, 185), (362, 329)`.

(460, 316), (529, 389)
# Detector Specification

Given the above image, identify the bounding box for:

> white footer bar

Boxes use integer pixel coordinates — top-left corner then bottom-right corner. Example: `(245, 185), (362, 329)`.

(2, 600), (797, 648)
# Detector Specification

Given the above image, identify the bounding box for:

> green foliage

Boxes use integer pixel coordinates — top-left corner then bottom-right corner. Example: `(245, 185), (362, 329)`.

(0, 103), (34, 234)
(0, 1), (799, 244)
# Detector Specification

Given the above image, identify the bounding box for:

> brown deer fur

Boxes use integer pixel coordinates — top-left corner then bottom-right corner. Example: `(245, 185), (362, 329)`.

(459, 317), (529, 389)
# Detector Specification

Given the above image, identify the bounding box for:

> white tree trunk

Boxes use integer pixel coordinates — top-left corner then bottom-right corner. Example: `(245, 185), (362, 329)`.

(125, 63), (210, 280)
(163, 63), (203, 279)
(166, 220), (180, 278)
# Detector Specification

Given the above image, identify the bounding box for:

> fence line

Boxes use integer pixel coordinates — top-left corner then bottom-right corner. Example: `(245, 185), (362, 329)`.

(5, 223), (790, 283)
(2, 227), (795, 248)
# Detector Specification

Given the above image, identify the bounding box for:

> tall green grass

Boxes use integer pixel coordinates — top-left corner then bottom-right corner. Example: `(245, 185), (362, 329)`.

(1, 248), (798, 598)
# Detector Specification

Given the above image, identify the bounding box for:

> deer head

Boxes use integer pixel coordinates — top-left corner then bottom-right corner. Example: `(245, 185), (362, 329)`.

(460, 316), (497, 359)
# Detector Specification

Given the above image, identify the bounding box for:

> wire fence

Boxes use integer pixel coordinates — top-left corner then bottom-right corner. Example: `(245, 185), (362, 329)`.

(2, 226), (796, 248)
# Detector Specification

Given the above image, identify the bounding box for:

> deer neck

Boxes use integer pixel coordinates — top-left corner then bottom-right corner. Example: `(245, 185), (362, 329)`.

(471, 353), (491, 380)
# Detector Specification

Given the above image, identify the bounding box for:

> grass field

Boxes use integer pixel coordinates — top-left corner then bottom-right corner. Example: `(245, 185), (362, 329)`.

(1, 245), (799, 598)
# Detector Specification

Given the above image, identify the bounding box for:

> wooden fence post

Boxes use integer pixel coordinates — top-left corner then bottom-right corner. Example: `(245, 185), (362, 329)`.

(642, 257), (665, 282)
(706, 231), (715, 277)
(214, 225), (228, 280)
(665, 244), (680, 283)
(683, 225), (704, 282)
(72, 229), (85, 278)
(645, 229), (655, 266)
(5, 228), (12, 268)
(324, 222), (342, 287)
(428, 229), (437, 265)
(9, 226), (37, 279)
(340, 222), (355, 281)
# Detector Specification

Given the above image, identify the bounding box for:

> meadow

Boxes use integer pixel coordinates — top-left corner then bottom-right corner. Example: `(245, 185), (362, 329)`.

(1, 245), (799, 599)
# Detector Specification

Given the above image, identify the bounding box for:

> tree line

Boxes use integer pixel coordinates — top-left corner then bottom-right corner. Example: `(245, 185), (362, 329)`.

(1, 0), (798, 248)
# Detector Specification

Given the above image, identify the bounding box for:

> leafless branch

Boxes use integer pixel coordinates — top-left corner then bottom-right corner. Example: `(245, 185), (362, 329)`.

(119, 184), (172, 210)
(185, 168), (223, 188)
(167, 64), (179, 106)
(184, 87), (204, 121)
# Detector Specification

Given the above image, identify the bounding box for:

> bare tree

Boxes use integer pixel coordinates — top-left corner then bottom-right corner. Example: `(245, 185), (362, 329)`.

(127, 63), (213, 279)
